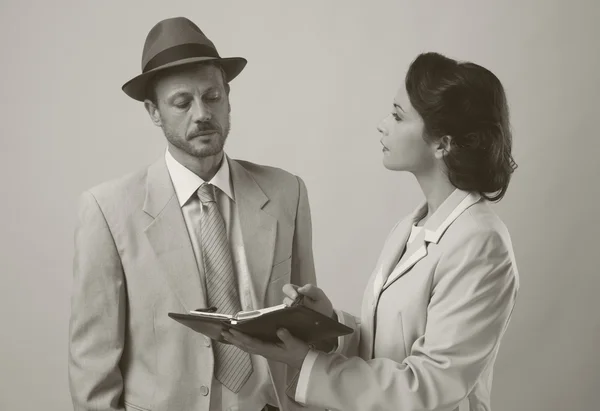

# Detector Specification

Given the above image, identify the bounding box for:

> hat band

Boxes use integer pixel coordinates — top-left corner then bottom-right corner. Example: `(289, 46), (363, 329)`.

(143, 43), (220, 72)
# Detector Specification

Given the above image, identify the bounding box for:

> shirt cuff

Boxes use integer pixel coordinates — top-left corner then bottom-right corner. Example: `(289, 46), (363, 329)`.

(295, 349), (319, 404)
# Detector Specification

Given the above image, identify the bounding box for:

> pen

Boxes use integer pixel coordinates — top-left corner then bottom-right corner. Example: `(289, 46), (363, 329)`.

(290, 294), (304, 307)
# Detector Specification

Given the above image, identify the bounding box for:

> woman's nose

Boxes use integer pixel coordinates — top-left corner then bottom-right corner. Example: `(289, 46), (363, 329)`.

(377, 118), (388, 135)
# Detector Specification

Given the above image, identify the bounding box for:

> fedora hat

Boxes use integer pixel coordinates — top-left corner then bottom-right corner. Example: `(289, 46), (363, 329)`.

(122, 17), (247, 101)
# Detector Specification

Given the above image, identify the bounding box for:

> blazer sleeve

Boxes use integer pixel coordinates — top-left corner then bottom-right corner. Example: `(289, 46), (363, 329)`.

(330, 309), (361, 357)
(292, 228), (519, 411)
(290, 176), (317, 287)
(68, 191), (126, 411)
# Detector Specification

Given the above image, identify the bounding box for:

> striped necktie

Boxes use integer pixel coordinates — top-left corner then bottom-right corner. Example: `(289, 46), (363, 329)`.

(196, 183), (253, 393)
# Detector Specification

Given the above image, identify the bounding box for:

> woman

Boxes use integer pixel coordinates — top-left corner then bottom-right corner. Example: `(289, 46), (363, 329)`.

(223, 52), (519, 411)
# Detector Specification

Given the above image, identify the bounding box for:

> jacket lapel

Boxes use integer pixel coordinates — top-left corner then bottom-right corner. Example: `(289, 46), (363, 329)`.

(372, 204), (427, 297)
(381, 229), (428, 291)
(229, 159), (277, 308)
(380, 189), (482, 292)
(143, 158), (206, 312)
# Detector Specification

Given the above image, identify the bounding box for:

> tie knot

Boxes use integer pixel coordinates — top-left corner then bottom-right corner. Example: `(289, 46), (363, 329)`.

(197, 183), (216, 204)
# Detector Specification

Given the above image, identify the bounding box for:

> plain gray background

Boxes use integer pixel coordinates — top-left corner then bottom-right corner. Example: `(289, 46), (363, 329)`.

(1, 1), (599, 410)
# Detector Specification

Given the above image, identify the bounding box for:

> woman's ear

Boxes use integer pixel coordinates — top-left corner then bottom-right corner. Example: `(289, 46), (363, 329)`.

(434, 135), (452, 160)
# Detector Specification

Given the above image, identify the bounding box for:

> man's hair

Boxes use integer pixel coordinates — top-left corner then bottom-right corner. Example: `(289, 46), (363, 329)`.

(145, 61), (230, 105)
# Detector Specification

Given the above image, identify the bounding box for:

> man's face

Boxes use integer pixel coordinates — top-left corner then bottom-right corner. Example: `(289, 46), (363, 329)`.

(145, 63), (231, 159)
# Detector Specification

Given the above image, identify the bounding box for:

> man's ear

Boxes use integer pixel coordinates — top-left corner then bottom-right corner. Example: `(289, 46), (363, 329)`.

(144, 99), (162, 127)
(434, 135), (452, 160)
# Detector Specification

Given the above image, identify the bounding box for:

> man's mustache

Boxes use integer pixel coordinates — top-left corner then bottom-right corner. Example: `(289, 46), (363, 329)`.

(187, 122), (222, 138)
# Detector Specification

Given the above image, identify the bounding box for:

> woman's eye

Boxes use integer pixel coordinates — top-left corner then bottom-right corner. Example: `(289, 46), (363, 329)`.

(392, 112), (402, 121)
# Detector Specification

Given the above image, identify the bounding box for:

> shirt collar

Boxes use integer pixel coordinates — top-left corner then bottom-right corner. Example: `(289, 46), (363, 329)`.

(164, 148), (234, 207)
(409, 188), (481, 244)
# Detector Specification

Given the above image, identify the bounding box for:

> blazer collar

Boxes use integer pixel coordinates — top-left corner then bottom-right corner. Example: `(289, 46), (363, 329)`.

(374, 189), (481, 295)
(228, 159), (269, 210)
(143, 156), (177, 219)
(419, 188), (482, 244)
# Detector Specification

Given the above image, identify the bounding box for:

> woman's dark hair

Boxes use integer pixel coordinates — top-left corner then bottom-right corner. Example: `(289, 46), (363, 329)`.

(405, 52), (517, 202)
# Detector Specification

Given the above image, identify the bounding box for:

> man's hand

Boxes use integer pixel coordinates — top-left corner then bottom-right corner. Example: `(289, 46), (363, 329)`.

(221, 328), (310, 370)
(283, 283), (334, 319)
(185, 321), (233, 344)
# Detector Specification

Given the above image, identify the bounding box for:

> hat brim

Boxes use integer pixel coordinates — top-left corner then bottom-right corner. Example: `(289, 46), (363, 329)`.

(121, 56), (247, 102)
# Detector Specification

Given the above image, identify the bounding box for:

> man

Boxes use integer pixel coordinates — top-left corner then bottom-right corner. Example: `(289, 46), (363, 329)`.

(68, 16), (321, 411)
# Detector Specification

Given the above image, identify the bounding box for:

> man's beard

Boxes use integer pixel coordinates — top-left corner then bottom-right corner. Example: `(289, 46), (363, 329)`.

(163, 114), (230, 159)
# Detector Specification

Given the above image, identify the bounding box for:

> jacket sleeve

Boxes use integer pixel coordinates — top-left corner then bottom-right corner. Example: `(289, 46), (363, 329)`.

(68, 191), (126, 411)
(290, 175), (317, 288)
(333, 310), (361, 357)
(292, 228), (519, 411)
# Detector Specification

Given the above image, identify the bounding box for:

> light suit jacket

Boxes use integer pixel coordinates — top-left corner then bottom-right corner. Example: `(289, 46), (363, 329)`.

(68, 156), (324, 411)
(291, 189), (519, 411)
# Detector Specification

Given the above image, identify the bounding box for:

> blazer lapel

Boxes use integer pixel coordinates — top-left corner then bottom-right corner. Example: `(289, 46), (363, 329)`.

(381, 189), (482, 292)
(143, 158), (206, 312)
(381, 229), (428, 291)
(229, 159), (277, 308)
(372, 203), (427, 297)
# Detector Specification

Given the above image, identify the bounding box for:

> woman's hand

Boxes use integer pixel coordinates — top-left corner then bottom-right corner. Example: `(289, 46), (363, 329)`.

(283, 283), (335, 319)
(222, 284), (336, 367)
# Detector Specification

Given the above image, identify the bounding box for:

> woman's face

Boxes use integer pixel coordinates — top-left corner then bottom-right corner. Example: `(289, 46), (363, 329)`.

(377, 85), (438, 174)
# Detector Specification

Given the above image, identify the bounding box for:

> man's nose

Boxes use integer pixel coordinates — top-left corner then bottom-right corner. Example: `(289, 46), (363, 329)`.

(191, 100), (212, 122)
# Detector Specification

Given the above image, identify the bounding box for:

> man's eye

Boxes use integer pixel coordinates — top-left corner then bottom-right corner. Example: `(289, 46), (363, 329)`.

(174, 101), (190, 108)
(205, 93), (221, 102)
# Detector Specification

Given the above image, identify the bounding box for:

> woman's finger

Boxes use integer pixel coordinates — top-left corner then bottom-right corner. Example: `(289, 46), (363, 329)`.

(283, 296), (295, 306)
(282, 283), (299, 300)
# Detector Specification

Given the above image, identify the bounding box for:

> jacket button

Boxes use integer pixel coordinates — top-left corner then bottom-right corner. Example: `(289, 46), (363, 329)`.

(200, 386), (209, 396)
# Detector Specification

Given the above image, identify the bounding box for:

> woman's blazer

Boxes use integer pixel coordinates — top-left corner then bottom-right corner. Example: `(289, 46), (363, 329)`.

(290, 189), (519, 411)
